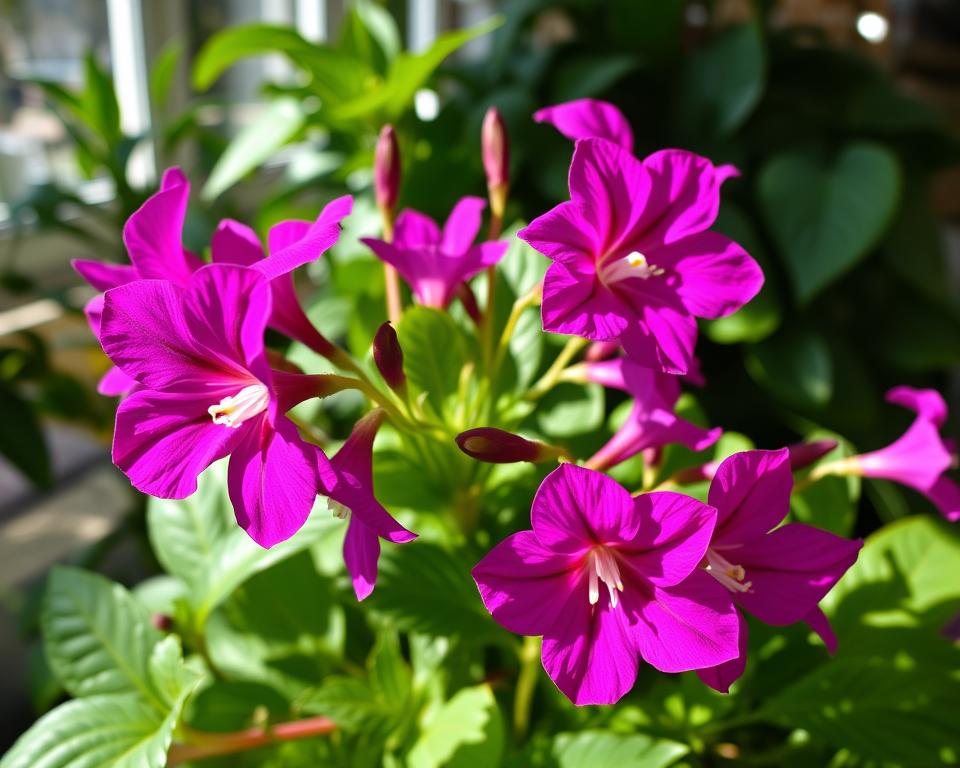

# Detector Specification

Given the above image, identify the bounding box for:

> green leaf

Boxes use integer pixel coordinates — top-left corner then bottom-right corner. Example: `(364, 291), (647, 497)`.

(369, 631), (412, 707)
(398, 306), (469, 419)
(202, 98), (306, 200)
(339, 0), (401, 74)
(744, 327), (833, 409)
(550, 54), (639, 102)
(408, 685), (504, 768)
(536, 382), (605, 438)
(552, 731), (689, 768)
(299, 676), (394, 732)
(678, 23), (765, 137)
(186, 681), (290, 732)
(757, 142), (901, 302)
(790, 430), (860, 536)
(192, 24), (320, 90)
(332, 16), (503, 121)
(148, 636), (204, 710)
(150, 40), (182, 110)
(498, 225), (548, 299)
(42, 567), (165, 709)
(368, 543), (496, 639)
(0, 381), (51, 487)
(81, 52), (121, 144)
(0, 694), (179, 768)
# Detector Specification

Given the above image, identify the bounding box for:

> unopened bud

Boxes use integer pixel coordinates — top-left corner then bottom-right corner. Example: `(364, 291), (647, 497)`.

(788, 439), (838, 471)
(151, 613), (173, 632)
(456, 427), (565, 464)
(585, 340), (619, 362)
(373, 322), (406, 392)
(482, 107), (509, 217)
(374, 125), (401, 212)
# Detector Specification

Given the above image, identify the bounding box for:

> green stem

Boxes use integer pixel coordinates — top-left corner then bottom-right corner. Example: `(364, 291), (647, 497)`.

(491, 282), (543, 383)
(513, 635), (542, 743)
(792, 457), (861, 493)
(526, 337), (588, 401)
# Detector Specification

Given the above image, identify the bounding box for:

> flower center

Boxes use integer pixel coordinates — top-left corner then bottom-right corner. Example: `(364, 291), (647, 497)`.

(587, 546), (624, 608)
(706, 548), (752, 594)
(208, 383), (269, 428)
(602, 251), (665, 285)
(329, 500), (351, 520)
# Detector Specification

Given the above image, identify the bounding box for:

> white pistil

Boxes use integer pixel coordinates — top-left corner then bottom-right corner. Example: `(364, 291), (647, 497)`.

(330, 501), (350, 520)
(588, 547), (624, 608)
(706, 548), (752, 593)
(603, 251), (666, 285)
(208, 383), (269, 428)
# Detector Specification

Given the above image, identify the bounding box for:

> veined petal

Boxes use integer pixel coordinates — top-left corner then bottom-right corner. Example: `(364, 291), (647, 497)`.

(632, 570), (740, 673)
(732, 523), (862, 626)
(211, 219), (264, 266)
(542, 586), (639, 706)
(441, 197), (485, 255)
(652, 231), (763, 319)
(113, 388), (243, 499)
(620, 305), (698, 375)
(534, 99), (634, 153)
(394, 209), (441, 248)
(697, 611), (749, 693)
(255, 195), (352, 281)
(72, 259), (138, 292)
(858, 417), (953, 492)
(709, 449), (793, 546)
(472, 530), (579, 637)
(344, 515), (380, 601)
(227, 415), (318, 548)
(532, 464), (637, 552)
(622, 492), (717, 586)
(519, 200), (601, 266)
(541, 262), (632, 341)
(98, 366), (137, 397)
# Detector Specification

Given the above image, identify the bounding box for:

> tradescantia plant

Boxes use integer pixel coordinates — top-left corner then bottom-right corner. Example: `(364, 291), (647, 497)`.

(5, 98), (960, 768)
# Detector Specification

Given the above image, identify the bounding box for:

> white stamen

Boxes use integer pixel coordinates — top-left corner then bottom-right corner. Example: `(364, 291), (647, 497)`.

(706, 548), (752, 593)
(602, 251), (665, 284)
(330, 500), (350, 520)
(208, 384), (269, 428)
(587, 547), (624, 608)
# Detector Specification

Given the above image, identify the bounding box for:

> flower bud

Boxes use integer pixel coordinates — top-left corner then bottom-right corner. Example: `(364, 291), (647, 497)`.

(788, 439), (838, 471)
(151, 613), (173, 632)
(482, 107), (509, 216)
(373, 322), (406, 393)
(374, 125), (401, 212)
(456, 427), (565, 464)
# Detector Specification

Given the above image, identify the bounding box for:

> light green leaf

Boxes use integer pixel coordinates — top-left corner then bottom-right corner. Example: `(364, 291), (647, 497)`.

(0, 694), (179, 768)
(148, 636), (204, 710)
(339, 0), (401, 74)
(81, 52), (121, 144)
(193, 24), (320, 89)
(536, 382), (605, 438)
(202, 98), (306, 200)
(150, 40), (182, 110)
(398, 306), (469, 419)
(42, 567), (164, 709)
(408, 685), (504, 768)
(498, 225), (547, 300)
(552, 730), (689, 768)
(758, 142), (901, 302)
(678, 22), (764, 137)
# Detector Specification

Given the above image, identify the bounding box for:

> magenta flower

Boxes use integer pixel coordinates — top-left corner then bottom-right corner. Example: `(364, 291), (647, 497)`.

(519, 138), (762, 374)
(100, 263), (333, 548)
(535, 98), (635, 153)
(74, 168), (351, 392)
(697, 449), (862, 693)
(318, 409), (417, 601)
(853, 387), (959, 522)
(473, 464), (739, 705)
(575, 357), (721, 470)
(361, 198), (509, 309)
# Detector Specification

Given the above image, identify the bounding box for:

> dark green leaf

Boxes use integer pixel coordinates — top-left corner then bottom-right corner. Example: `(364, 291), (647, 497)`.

(790, 430), (860, 536)
(745, 327), (833, 409)
(0, 382), (51, 487)
(550, 54), (639, 103)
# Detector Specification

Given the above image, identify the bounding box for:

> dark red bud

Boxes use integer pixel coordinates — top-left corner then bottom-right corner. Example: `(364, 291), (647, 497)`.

(455, 282), (482, 324)
(482, 107), (510, 193)
(374, 125), (401, 212)
(151, 613), (173, 632)
(373, 322), (405, 392)
(788, 439), (838, 471)
(456, 428), (564, 464)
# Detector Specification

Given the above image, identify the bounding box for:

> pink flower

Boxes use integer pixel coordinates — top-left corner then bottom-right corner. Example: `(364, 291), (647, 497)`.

(361, 198), (508, 309)
(575, 357), (721, 470)
(100, 263), (336, 548)
(472, 464), (740, 705)
(519, 137), (762, 375)
(318, 410), (416, 601)
(535, 98), (635, 153)
(853, 387), (959, 522)
(74, 168), (351, 393)
(697, 449), (862, 693)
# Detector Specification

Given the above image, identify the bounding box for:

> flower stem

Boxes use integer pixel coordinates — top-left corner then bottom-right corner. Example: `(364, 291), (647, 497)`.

(792, 457), (861, 493)
(526, 337), (589, 401)
(166, 717), (336, 766)
(491, 281), (542, 381)
(381, 212), (403, 323)
(513, 635), (541, 744)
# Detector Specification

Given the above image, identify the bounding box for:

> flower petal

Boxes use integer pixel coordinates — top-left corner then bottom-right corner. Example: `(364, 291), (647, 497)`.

(733, 523), (862, 626)
(620, 305), (698, 375)
(541, 262), (631, 341)
(344, 515), (380, 601)
(542, 591), (639, 705)
(622, 492), (717, 586)
(709, 449), (792, 546)
(98, 366), (137, 397)
(211, 219), (263, 266)
(886, 386), (948, 428)
(534, 99), (634, 153)
(72, 259), (138, 292)
(857, 417), (953, 493)
(255, 195), (352, 281)
(113, 388), (242, 498)
(632, 569), (740, 673)
(394, 209), (441, 248)
(228, 415), (318, 548)
(804, 606), (837, 653)
(441, 197), (485, 255)
(697, 611), (749, 693)
(532, 464), (636, 552)
(928, 476), (960, 523)
(472, 530), (579, 636)
(653, 231), (763, 319)
(518, 200), (600, 266)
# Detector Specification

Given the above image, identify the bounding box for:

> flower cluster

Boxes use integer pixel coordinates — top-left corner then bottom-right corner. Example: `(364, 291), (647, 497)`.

(77, 97), (952, 709)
